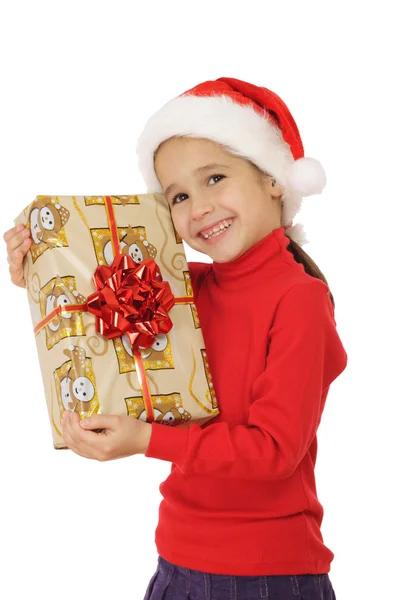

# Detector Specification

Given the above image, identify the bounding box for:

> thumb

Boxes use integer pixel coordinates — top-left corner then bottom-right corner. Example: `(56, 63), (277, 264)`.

(80, 414), (116, 430)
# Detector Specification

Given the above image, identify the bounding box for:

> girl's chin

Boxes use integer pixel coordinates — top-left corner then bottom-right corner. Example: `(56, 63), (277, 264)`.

(204, 242), (245, 263)
(192, 239), (245, 262)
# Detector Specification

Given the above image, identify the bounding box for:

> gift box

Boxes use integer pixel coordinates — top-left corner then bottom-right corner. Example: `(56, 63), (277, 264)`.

(14, 194), (219, 449)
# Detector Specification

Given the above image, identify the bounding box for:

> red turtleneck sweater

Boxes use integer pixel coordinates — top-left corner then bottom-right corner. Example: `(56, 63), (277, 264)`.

(145, 226), (348, 576)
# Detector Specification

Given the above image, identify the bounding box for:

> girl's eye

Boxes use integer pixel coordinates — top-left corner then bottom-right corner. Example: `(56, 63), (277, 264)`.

(172, 193), (188, 206)
(209, 174), (225, 185)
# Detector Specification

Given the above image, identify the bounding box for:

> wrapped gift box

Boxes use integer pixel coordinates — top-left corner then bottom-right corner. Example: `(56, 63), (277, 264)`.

(14, 194), (219, 449)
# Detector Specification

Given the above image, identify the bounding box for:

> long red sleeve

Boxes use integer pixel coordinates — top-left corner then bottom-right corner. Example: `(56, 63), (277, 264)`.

(145, 281), (346, 478)
(144, 226), (348, 576)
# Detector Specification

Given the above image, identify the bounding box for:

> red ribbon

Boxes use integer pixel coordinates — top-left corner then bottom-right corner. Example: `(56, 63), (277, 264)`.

(86, 254), (175, 349)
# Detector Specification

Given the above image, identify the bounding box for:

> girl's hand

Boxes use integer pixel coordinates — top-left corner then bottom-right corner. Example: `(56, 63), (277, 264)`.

(3, 224), (32, 287)
(61, 411), (152, 461)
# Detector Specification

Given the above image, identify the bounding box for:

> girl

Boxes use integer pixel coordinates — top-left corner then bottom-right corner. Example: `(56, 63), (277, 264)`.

(4, 77), (347, 600)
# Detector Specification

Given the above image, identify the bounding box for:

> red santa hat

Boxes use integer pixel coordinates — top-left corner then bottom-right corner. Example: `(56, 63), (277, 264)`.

(136, 77), (327, 246)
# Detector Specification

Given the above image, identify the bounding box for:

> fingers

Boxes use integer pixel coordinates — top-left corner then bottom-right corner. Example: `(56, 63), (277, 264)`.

(62, 411), (108, 460)
(62, 412), (89, 457)
(79, 413), (117, 431)
(5, 224), (31, 255)
(3, 224), (24, 244)
(3, 224), (32, 288)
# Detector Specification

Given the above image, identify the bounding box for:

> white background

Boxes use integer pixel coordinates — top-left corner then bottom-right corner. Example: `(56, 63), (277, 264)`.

(0, 1), (399, 599)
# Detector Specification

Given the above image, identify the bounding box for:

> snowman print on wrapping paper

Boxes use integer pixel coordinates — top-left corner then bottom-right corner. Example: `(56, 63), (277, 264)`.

(58, 345), (96, 416)
(101, 225), (157, 266)
(122, 333), (168, 360)
(126, 393), (191, 426)
(122, 333), (174, 371)
(40, 276), (86, 350)
(116, 331), (173, 373)
(29, 196), (70, 262)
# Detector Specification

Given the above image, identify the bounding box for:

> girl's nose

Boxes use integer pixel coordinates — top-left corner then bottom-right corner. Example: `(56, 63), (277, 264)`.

(190, 195), (213, 221)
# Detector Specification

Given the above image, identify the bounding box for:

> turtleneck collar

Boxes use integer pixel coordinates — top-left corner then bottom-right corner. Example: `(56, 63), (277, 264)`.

(212, 226), (297, 290)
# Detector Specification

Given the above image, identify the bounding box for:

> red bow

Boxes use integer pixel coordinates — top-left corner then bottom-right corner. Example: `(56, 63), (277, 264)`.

(87, 254), (175, 349)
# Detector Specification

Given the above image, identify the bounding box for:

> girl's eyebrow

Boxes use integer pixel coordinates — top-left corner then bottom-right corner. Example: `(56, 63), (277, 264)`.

(164, 163), (230, 197)
(194, 163), (230, 174)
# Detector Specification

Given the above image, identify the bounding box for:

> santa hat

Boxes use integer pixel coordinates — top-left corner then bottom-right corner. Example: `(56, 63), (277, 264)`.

(136, 77), (327, 247)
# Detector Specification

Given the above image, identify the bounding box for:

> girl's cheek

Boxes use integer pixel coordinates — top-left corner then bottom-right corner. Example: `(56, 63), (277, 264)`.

(171, 216), (186, 239)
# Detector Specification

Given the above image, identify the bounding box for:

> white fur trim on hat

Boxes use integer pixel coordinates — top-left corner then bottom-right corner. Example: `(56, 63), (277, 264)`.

(136, 94), (295, 193)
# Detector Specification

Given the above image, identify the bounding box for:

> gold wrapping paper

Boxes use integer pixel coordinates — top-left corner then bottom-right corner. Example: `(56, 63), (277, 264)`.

(14, 194), (219, 449)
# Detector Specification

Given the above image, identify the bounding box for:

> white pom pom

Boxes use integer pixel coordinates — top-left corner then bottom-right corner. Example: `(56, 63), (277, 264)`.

(287, 157), (326, 196)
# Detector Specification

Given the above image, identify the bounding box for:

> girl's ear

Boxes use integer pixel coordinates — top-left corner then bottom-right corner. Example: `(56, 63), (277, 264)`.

(263, 175), (284, 198)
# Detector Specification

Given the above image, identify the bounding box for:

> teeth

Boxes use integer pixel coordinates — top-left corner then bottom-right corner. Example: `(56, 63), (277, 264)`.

(202, 220), (232, 239)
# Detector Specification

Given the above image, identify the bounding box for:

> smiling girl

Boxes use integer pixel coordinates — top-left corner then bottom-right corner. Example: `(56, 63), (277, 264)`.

(4, 77), (347, 600)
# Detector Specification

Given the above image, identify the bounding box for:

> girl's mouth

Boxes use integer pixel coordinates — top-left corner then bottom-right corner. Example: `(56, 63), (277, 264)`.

(199, 218), (234, 241)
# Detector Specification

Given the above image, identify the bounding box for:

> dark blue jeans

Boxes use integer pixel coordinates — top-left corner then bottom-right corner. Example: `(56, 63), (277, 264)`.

(143, 555), (337, 599)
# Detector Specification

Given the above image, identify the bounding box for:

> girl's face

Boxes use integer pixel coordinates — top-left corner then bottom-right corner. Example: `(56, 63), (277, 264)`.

(154, 137), (284, 263)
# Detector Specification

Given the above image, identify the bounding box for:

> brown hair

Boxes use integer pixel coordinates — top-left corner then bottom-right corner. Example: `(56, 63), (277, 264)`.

(285, 237), (335, 309)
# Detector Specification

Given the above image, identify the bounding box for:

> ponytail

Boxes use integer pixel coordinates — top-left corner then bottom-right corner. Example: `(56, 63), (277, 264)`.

(285, 236), (335, 309)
